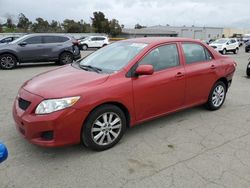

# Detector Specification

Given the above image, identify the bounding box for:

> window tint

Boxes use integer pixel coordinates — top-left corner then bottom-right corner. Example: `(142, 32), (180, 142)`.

(182, 43), (210, 64)
(42, 36), (69, 43)
(96, 37), (105, 41)
(139, 44), (179, 71)
(1, 37), (13, 43)
(24, 36), (42, 44)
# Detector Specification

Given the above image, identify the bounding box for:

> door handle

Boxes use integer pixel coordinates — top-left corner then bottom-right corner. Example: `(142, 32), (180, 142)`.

(176, 72), (184, 78)
(210, 65), (216, 69)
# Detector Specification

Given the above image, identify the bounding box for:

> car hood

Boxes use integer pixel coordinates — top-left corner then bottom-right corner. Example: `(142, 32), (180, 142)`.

(23, 65), (109, 99)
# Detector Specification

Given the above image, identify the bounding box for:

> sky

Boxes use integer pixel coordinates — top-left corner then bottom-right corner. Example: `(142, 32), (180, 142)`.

(0, 0), (250, 28)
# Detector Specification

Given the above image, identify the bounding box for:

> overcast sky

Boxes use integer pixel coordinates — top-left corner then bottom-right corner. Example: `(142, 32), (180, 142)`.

(0, 0), (250, 28)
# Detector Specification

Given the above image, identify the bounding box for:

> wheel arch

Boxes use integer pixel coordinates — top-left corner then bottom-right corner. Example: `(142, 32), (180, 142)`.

(0, 52), (19, 62)
(216, 77), (228, 92)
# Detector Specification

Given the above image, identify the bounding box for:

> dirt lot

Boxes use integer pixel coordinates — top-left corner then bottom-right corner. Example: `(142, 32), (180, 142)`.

(0, 49), (250, 188)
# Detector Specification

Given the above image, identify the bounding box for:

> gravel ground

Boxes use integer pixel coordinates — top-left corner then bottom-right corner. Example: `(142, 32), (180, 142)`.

(0, 49), (250, 188)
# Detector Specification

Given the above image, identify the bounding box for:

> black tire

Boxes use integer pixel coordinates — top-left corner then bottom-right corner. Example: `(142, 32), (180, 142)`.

(82, 44), (88, 51)
(59, 52), (73, 65)
(222, 48), (227, 55)
(247, 62), (250, 77)
(102, 44), (107, 47)
(0, 54), (17, 70)
(245, 49), (249, 53)
(234, 48), (239, 54)
(82, 104), (127, 151)
(205, 81), (227, 111)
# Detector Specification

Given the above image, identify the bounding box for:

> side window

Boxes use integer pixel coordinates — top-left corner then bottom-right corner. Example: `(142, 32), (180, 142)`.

(3, 37), (12, 43)
(91, 37), (97, 41)
(43, 36), (59, 43)
(24, 36), (42, 44)
(59, 36), (69, 42)
(182, 43), (209, 64)
(139, 44), (180, 71)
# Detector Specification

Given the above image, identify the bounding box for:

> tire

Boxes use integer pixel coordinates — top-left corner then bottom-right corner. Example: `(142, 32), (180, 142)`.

(82, 44), (88, 51)
(247, 62), (250, 77)
(206, 81), (227, 111)
(59, 52), (73, 65)
(234, 48), (239, 54)
(82, 104), (127, 151)
(0, 54), (17, 70)
(245, 49), (249, 53)
(102, 44), (107, 47)
(222, 48), (227, 55)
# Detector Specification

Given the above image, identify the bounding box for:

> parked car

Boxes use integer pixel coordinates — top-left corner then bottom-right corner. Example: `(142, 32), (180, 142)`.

(0, 36), (19, 45)
(245, 41), (250, 52)
(209, 38), (239, 55)
(13, 37), (236, 150)
(0, 34), (81, 69)
(237, 38), (244, 47)
(247, 58), (250, 76)
(79, 36), (109, 50)
(0, 143), (8, 163)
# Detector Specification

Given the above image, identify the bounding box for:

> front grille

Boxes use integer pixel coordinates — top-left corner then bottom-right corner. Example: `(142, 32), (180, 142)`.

(18, 98), (31, 111)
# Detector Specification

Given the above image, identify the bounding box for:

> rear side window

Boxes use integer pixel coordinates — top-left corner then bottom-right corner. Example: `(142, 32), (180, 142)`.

(182, 43), (212, 64)
(139, 44), (180, 71)
(42, 36), (69, 43)
(24, 36), (42, 44)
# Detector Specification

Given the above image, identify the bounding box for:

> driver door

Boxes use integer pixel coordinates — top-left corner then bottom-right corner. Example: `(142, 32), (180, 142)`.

(132, 43), (186, 122)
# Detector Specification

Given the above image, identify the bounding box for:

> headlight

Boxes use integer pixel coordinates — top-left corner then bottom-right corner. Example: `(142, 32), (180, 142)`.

(35, 96), (80, 115)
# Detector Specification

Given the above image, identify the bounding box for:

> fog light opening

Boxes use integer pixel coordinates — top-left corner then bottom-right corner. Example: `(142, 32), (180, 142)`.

(41, 131), (54, 141)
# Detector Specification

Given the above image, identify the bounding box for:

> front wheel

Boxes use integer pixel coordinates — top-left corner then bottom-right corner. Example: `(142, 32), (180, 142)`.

(206, 81), (227, 111)
(247, 62), (250, 76)
(221, 48), (227, 55)
(234, 48), (239, 54)
(82, 105), (127, 151)
(0, 54), (17, 70)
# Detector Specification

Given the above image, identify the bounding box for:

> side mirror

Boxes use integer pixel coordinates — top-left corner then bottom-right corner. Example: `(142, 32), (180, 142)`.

(226, 42), (230, 45)
(135, 64), (154, 76)
(18, 41), (27, 46)
(0, 143), (8, 163)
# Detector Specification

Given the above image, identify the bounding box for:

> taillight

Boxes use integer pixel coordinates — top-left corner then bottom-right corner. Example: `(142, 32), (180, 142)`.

(233, 62), (237, 68)
(72, 40), (79, 46)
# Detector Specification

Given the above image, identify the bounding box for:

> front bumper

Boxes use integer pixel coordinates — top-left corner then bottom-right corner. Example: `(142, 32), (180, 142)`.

(12, 88), (88, 147)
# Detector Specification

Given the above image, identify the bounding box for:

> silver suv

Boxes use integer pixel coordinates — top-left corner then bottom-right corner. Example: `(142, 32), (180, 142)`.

(0, 34), (81, 69)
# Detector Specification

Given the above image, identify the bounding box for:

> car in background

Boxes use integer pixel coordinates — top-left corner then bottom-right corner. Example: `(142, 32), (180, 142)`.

(79, 36), (109, 50)
(247, 58), (250, 76)
(209, 38), (239, 55)
(0, 34), (81, 69)
(13, 37), (236, 150)
(245, 41), (250, 52)
(0, 36), (19, 45)
(243, 34), (250, 43)
(0, 143), (8, 163)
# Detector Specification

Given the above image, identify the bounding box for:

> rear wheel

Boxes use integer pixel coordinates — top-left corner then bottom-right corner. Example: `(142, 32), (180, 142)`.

(59, 52), (73, 65)
(206, 81), (226, 111)
(82, 104), (126, 151)
(0, 54), (17, 70)
(247, 62), (250, 76)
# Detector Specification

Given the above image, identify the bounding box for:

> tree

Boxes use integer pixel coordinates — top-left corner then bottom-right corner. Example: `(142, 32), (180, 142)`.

(6, 17), (15, 30)
(17, 13), (32, 32)
(91, 11), (109, 33)
(134, 23), (146, 29)
(49, 20), (62, 32)
(62, 19), (82, 33)
(31, 18), (49, 32)
(109, 19), (122, 37)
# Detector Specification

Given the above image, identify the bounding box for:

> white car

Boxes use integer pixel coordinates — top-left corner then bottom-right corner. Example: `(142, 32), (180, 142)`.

(209, 38), (239, 55)
(79, 36), (109, 50)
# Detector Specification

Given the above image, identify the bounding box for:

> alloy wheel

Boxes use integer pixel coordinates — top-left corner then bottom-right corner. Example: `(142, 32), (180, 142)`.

(212, 85), (225, 107)
(91, 112), (122, 146)
(0, 56), (15, 69)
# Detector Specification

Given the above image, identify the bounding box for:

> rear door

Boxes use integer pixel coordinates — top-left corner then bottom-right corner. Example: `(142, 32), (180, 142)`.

(181, 43), (218, 106)
(17, 36), (44, 62)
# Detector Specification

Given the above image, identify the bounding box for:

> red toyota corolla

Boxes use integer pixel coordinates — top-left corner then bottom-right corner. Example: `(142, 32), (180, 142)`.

(13, 38), (236, 150)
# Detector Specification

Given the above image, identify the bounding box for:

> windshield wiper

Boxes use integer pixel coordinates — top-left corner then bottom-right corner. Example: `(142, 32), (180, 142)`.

(79, 65), (102, 73)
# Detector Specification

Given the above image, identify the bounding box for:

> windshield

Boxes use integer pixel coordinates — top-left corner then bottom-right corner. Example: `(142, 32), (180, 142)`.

(213, 39), (228, 44)
(79, 42), (148, 73)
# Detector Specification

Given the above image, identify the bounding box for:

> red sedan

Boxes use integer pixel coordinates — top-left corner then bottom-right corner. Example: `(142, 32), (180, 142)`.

(13, 38), (236, 150)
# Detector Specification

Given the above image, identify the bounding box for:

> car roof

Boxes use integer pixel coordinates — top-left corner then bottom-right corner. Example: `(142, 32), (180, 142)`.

(123, 37), (205, 45)
(24, 33), (70, 38)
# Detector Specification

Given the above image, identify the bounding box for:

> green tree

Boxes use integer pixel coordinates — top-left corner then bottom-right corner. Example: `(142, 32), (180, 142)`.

(49, 20), (62, 32)
(17, 13), (32, 32)
(62, 19), (82, 33)
(109, 19), (122, 37)
(32, 18), (49, 32)
(91, 11), (109, 33)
